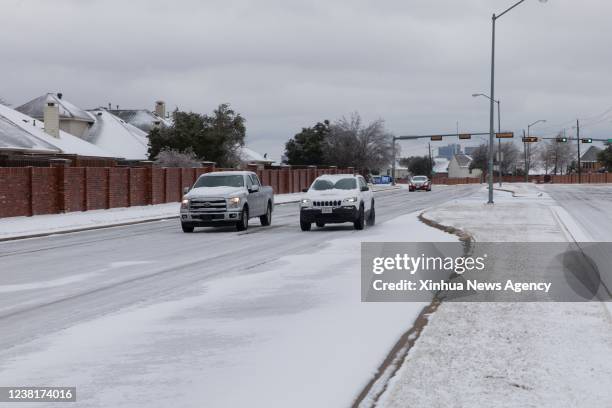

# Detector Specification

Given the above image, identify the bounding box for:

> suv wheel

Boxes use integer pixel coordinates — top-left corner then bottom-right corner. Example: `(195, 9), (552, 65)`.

(300, 219), (312, 231)
(354, 205), (365, 230)
(260, 202), (272, 226)
(236, 207), (249, 231)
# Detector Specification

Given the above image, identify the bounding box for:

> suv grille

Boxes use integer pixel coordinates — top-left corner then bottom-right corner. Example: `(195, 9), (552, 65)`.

(190, 198), (227, 212)
(313, 200), (342, 207)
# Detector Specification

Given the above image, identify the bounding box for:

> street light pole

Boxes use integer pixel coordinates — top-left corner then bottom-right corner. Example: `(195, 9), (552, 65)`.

(487, 0), (547, 203)
(488, 14), (496, 204)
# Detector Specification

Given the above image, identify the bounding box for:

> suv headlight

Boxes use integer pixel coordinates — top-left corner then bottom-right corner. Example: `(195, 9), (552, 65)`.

(228, 196), (241, 208)
(343, 197), (358, 204)
(300, 198), (312, 207)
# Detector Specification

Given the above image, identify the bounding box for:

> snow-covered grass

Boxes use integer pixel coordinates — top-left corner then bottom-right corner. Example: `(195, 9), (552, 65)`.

(0, 211), (456, 408)
(0, 193), (304, 240)
(378, 183), (612, 408)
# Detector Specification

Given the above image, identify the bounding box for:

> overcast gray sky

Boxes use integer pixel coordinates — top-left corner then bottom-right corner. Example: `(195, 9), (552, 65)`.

(2, 0), (611, 160)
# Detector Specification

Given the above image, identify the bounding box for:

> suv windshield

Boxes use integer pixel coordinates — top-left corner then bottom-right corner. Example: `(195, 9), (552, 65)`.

(194, 175), (244, 188)
(312, 178), (357, 191)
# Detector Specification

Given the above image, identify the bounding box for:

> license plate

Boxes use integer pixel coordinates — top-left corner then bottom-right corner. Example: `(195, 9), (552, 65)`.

(322, 207), (333, 214)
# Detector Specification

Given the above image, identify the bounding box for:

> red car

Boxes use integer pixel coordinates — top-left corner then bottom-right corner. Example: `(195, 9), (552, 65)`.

(409, 176), (432, 192)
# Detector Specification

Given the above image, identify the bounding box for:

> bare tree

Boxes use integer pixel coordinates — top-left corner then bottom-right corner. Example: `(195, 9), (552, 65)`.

(155, 147), (202, 167)
(539, 136), (575, 175)
(325, 112), (394, 172)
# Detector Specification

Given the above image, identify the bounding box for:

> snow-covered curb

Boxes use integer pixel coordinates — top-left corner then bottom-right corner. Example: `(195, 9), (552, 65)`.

(0, 193), (304, 241)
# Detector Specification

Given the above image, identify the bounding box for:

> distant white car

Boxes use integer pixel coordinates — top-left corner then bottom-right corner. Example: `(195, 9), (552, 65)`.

(299, 174), (375, 231)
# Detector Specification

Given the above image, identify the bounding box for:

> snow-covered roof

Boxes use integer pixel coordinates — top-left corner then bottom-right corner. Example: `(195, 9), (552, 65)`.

(108, 109), (172, 133)
(0, 104), (116, 157)
(16, 93), (96, 123)
(453, 154), (473, 168)
(581, 146), (601, 162)
(86, 109), (149, 160)
(433, 157), (449, 173)
(241, 146), (273, 163)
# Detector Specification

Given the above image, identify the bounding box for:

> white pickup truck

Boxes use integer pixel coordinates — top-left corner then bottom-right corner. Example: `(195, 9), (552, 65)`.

(180, 171), (274, 232)
(299, 174), (375, 231)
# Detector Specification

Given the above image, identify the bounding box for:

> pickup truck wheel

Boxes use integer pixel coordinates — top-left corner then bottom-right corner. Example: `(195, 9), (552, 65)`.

(366, 202), (376, 226)
(315, 221), (325, 228)
(300, 220), (312, 231)
(181, 223), (194, 233)
(354, 205), (365, 230)
(260, 202), (272, 226)
(236, 207), (249, 231)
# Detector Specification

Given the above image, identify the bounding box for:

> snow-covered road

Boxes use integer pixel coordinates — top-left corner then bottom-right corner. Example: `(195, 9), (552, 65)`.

(0, 185), (479, 407)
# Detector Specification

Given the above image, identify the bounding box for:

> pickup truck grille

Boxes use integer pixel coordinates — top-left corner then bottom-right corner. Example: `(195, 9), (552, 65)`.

(189, 198), (227, 212)
(313, 200), (342, 207)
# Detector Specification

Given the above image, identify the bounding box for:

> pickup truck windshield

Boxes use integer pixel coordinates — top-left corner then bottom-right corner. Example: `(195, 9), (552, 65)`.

(194, 175), (244, 188)
(312, 178), (356, 191)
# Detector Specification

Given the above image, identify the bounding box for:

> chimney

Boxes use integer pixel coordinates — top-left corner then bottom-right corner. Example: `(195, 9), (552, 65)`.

(57, 92), (63, 100)
(155, 100), (166, 118)
(43, 95), (60, 138)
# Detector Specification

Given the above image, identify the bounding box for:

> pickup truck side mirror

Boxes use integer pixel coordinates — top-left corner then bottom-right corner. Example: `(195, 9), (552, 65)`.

(302, 188), (309, 193)
(361, 186), (369, 192)
(183, 186), (190, 194)
(249, 185), (260, 193)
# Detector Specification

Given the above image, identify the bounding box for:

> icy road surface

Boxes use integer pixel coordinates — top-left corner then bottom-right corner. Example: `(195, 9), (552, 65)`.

(0, 186), (478, 408)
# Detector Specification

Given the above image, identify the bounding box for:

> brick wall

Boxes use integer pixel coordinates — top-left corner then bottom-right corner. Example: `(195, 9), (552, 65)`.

(0, 168), (31, 218)
(0, 165), (358, 219)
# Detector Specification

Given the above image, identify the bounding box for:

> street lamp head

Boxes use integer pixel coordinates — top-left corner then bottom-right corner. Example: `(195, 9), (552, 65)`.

(472, 93), (481, 97)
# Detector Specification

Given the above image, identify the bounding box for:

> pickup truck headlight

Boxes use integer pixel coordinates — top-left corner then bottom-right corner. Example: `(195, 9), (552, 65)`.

(181, 198), (189, 209)
(300, 198), (312, 207)
(228, 196), (241, 208)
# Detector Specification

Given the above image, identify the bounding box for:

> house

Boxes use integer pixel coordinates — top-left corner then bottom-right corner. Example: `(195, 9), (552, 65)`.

(240, 147), (274, 168)
(580, 146), (602, 171)
(16, 93), (96, 139)
(433, 157), (449, 176)
(448, 154), (482, 179)
(109, 101), (172, 133)
(85, 109), (150, 160)
(0, 102), (116, 159)
(388, 160), (409, 180)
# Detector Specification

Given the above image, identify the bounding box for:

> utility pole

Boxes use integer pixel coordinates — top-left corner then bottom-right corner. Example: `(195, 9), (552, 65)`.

(577, 119), (582, 183)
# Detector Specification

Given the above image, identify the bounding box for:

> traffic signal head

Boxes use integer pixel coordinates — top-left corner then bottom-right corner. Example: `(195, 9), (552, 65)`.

(556, 137), (568, 143)
(581, 138), (593, 144)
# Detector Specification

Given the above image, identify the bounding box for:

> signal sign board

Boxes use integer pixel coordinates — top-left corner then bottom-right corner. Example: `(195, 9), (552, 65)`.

(496, 132), (514, 139)
(430, 136), (443, 141)
(458, 134), (472, 140)
(522, 137), (539, 143)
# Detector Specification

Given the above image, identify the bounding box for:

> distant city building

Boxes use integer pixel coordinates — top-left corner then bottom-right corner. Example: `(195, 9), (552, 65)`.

(464, 146), (479, 156)
(437, 143), (462, 160)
